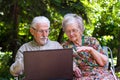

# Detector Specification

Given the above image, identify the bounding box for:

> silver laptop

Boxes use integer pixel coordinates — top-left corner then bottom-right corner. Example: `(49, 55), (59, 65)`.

(23, 48), (73, 80)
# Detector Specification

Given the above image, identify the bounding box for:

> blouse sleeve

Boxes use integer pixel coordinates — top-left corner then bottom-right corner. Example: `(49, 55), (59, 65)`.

(85, 36), (104, 54)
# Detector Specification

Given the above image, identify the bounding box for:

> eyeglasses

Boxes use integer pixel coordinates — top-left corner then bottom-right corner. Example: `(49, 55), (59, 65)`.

(65, 29), (79, 34)
(32, 27), (50, 34)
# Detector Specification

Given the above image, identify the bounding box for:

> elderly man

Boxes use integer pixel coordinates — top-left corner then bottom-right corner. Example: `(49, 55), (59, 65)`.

(10, 16), (63, 76)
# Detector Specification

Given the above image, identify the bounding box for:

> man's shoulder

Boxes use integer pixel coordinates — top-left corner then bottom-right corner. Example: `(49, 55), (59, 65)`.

(21, 41), (32, 46)
(48, 40), (60, 45)
(19, 41), (33, 49)
(47, 40), (63, 49)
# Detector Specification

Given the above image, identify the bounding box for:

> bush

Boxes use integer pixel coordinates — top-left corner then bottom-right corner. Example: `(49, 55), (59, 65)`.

(0, 51), (14, 80)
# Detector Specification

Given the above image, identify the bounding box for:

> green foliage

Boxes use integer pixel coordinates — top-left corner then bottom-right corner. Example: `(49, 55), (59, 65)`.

(116, 72), (120, 78)
(82, 0), (120, 55)
(0, 51), (13, 79)
(0, 0), (120, 79)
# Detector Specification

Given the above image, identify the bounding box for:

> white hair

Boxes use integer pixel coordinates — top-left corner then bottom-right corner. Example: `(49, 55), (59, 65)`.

(62, 13), (85, 33)
(31, 16), (50, 28)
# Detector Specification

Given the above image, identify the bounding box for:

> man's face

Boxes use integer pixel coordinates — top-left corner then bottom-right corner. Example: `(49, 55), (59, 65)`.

(30, 23), (49, 45)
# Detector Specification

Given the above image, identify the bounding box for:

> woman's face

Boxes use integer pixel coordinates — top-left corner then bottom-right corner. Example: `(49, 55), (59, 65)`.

(64, 23), (82, 42)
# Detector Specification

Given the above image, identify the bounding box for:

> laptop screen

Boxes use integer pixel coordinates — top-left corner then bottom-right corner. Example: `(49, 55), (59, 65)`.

(23, 48), (73, 80)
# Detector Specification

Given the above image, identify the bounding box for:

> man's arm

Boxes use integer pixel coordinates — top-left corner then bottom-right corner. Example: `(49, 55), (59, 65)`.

(10, 50), (24, 76)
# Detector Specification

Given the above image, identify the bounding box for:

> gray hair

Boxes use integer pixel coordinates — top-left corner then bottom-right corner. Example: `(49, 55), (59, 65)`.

(62, 13), (85, 33)
(31, 16), (50, 28)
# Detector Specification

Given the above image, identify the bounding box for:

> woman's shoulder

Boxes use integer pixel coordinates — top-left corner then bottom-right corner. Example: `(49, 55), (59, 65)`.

(84, 36), (97, 40)
(61, 40), (69, 46)
(61, 40), (72, 48)
(84, 36), (100, 45)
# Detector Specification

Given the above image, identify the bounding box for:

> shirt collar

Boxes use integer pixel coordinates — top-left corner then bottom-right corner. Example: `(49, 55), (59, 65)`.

(32, 39), (50, 46)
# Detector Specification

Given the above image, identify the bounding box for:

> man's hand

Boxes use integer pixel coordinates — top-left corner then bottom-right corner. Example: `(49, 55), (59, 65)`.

(10, 59), (24, 76)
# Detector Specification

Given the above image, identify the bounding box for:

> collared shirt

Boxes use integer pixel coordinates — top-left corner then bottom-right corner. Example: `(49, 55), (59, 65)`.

(10, 39), (63, 76)
(15, 39), (63, 60)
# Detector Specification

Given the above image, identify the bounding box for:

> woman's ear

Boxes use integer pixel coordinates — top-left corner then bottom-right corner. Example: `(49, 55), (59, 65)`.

(30, 27), (34, 35)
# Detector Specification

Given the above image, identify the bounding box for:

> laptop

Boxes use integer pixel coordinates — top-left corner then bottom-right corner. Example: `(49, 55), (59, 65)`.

(23, 48), (73, 80)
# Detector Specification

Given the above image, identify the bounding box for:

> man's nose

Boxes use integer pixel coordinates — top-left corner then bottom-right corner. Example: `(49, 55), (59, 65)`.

(42, 30), (48, 37)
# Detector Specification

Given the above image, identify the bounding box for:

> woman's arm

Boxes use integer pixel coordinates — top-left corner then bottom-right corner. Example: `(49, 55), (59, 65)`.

(76, 46), (108, 67)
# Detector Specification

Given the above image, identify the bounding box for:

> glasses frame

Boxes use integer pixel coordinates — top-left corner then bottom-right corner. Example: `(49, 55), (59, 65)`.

(32, 27), (50, 34)
(65, 29), (79, 35)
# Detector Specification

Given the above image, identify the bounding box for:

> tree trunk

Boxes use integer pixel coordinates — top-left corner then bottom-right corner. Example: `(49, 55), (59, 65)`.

(10, 0), (19, 64)
(57, 28), (64, 43)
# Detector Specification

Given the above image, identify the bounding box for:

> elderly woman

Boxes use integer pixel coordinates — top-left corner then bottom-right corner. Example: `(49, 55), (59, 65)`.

(62, 13), (115, 80)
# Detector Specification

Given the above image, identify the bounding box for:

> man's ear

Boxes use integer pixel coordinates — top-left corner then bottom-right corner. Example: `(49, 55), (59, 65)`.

(30, 27), (34, 35)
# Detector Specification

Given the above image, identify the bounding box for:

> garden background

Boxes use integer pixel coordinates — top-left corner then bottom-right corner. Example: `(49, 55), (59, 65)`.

(0, 0), (120, 79)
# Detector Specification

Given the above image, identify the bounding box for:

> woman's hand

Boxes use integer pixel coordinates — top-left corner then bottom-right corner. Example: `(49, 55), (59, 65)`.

(73, 62), (82, 78)
(76, 46), (93, 54)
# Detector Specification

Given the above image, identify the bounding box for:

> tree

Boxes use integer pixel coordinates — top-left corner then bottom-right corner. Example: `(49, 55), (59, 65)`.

(0, 0), (120, 79)
(81, 0), (120, 71)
